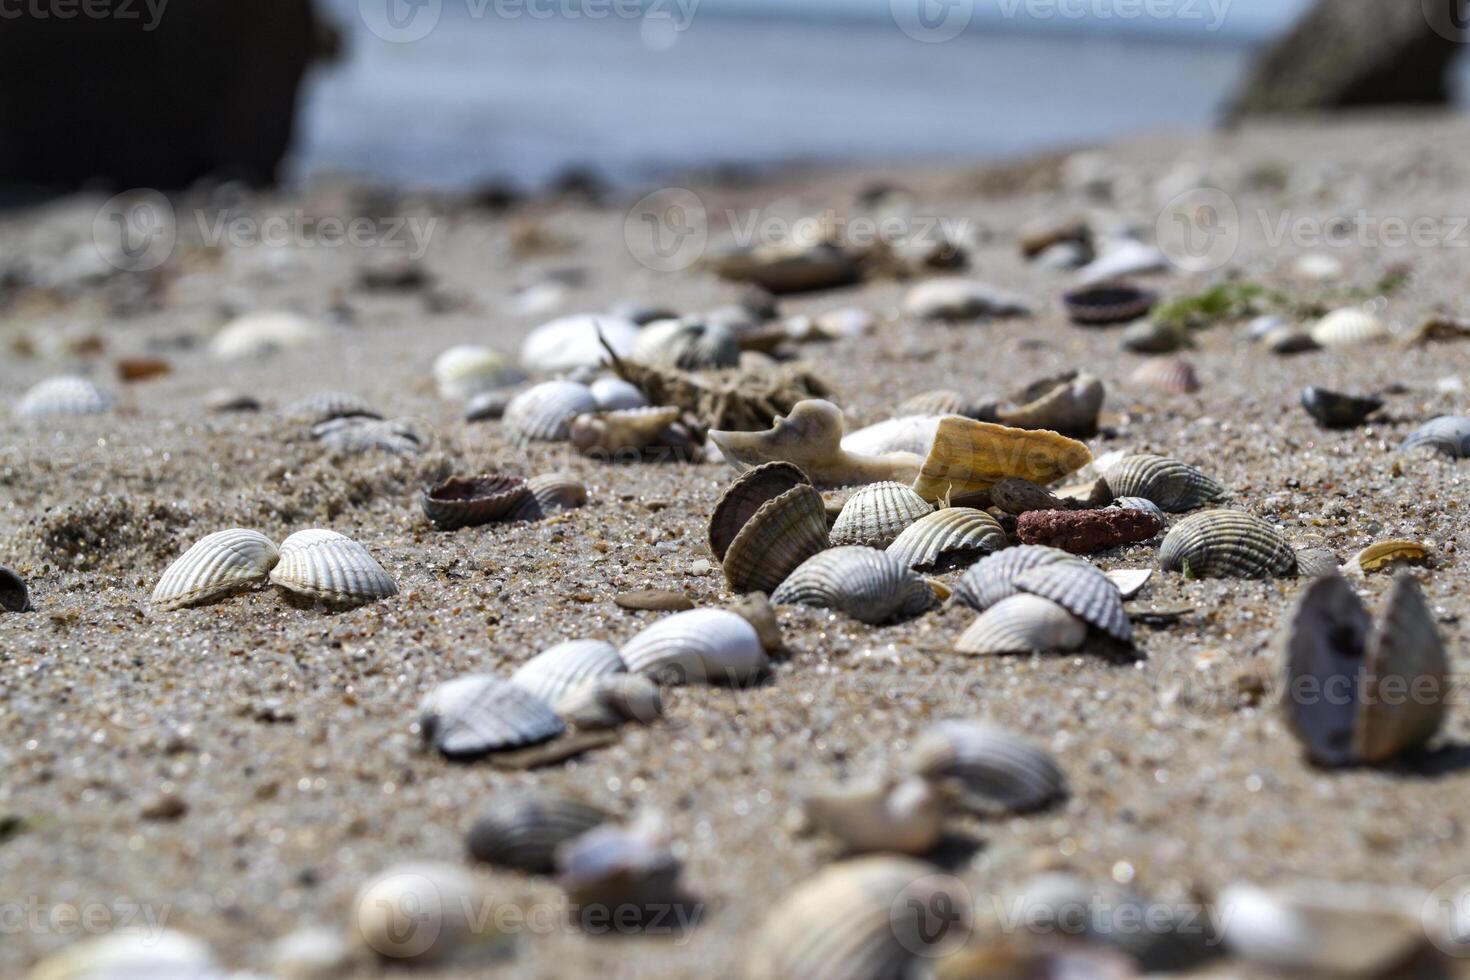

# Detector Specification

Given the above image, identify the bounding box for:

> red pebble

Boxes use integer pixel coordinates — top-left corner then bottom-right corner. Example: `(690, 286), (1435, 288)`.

(1015, 508), (1163, 555)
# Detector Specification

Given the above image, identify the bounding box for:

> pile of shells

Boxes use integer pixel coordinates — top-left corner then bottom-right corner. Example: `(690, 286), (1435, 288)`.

(952, 547), (1131, 655)
(708, 462), (829, 594)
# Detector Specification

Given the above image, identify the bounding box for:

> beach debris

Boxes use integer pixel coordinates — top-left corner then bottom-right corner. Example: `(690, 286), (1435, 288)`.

(631, 318), (741, 370)
(726, 592), (784, 653)
(606, 350), (830, 433)
(15, 375), (113, 418)
(903, 277), (1032, 320)
(994, 372), (1105, 436)
(990, 478), (1082, 515)
(1160, 510), (1296, 579)
(885, 507), (1006, 571)
(432, 344), (522, 399)
(421, 475), (531, 530)
(1121, 319), (1188, 354)
(1344, 540), (1429, 577)
(771, 546), (938, 625)
(1062, 284), (1157, 325)
(150, 529), (281, 611)
(115, 356), (171, 383)
(1401, 415), (1470, 458)
(909, 719), (1066, 814)
(568, 406), (688, 458)
(1405, 315), (1470, 347)
(803, 776), (947, 854)
(1128, 355), (1200, 394)
(710, 400), (925, 487)
(952, 545), (1085, 612)
(269, 529), (398, 606)
(1300, 386), (1383, 429)
(509, 473), (589, 521)
(464, 390), (515, 422)
(503, 380), (599, 445)
(555, 814), (690, 917)
(1105, 567), (1153, 599)
(555, 674), (663, 729)
(518, 313), (639, 374)
(829, 482), (933, 549)
(956, 594), (1087, 656)
(312, 417), (424, 455)
(1016, 507), (1163, 555)
(708, 240), (859, 294)
(911, 416), (1092, 502)
(619, 608), (768, 685)
(26, 930), (222, 980)
(589, 376), (648, 411)
(1311, 308), (1388, 348)
(0, 566), (31, 612)
(1285, 573), (1447, 767)
(510, 639), (625, 706)
(466, 790), (609, 872)
(210, 311), (324, 360)
(419, 674), (565, 759)
(1100, 453), (1226, 512)
(352, 862), (500, 963)
(614, 589), (694, 612)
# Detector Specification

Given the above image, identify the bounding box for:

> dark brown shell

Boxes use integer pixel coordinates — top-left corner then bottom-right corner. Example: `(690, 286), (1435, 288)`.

(421, 475), (531, 530)
(708, 461), (811, 561)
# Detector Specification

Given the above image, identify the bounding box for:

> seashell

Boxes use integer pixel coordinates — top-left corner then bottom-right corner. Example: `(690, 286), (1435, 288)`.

(150, 529), (280, 611)
(1159, 510), (1296, 579)
(1014, 560), (1131, 642)
(955, 594), (1086, 656)
(555, 673), (663, 729)
(886, 507), (1006, 571)
(421, 474), (531, 530)
(518, 313), (640, 374)
(614, 589), (694, 612)
(555, 815), (686, 912)
(282, 390), (380, 423)
(1018, 213), (1091, 258)
(1105, 567), (1153, 600)
(502, 380), (598, 445)
(710, 400), (925, 488)
(720, 485), (831, 596)
(1263, 324), (1320, 354)
(432, 344), (522, 399)
(589, 376), (648, 411)
(951, 545), (1082, 612)
(803, 776), (947, 855)
(708, 241), (859, 295)
(829, 482), (933, 549)
(26, 930), (221, 980)
(1101, 454), (1225, 512)
(419, 674), (565, 759)
(911, 417), (1092, 503)
(1310, 307), (1388, 348)
(464, 389), (516, 422)
(0, 566), (31, 612)
(994, 371), (1105, 437)
(1247, 314), (1290, 340)
(727, 592), (784, 653)
(771, 546), (937, 625)
(210, 310), (324, 360)
(1128, 356), (1200, 394)
(352, 861), (500, 963)
(1406, 315), (1470, 347)
(568, 406), (681, 456)
(1284, 573), (1447, 766)
(1062, 284), (1156, 325)
(839, 415), (942, 458)
(15, 375), (113, 418)
(269, 529), (397, 606)
(1076, 239), (1167, 284)
(909, 719), (1066, 815)
(1401, 415), (1470, 458)
(619, 608), (768, 685)
(1121, 319), (1187, 353)
(268, 926), (355, 978)
(990, 477), (1078, 515)
(509, 472), (589, 521)
(748, 857), (972, 979)
(509, 639), (625, 706)
(631, 318), (741, 370)
(1344, 540), (1428, 577)
(812, 307), (877, 339)
(903, 277), (1032, 320)
(1108, 495), (1165, 522)
(1293, 547), (1340, 579)
(312, 417), (424, 455)
(708, 461), (811, 561)
(466, 791), (608, 872)
(897, 389), (994, 420)
(205, 388), (262, 413)
(1300, 386), (1382, 429)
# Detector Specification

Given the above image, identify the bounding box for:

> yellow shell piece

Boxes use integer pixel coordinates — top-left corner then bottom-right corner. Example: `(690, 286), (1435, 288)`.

(1346, 540), (1429, 576)
(911, 417), (1092, 502)
(926, 578), (952, 602)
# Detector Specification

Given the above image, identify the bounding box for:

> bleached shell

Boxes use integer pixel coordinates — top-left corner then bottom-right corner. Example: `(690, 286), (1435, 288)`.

(1109, 496), (1165, 522)
(568, 406), (680, 455)
(897, 389), (994, 420)
(619, 608), (768, 685)
(1101, 454), (1225, 512)
(903, 277), (1032, 320)
(518, 314), (640, 374)
(503, 380), (598, 445)
(951, 545), (1082, 612)
(421, 474), (530, 530)
(283, 390), (380, 423)
(885, 507), (1006, 571)
(839, 416), (942, 457)
(721, 484), (830, 595)
(555, 674), (663, 729)
(1159, 510), (1296, 579)
(1357, 573), (1448, 763)
(210, 311), (324, 360)
(269, 529), (397, 605)
(418, 674), (564, 759)
(955, 595), (1086, 656)
(466, 791), (609, 872)
(708, 461), (811, 562)
(510, 639), (625, 706)
(1310, 308), (1388, 348)
(1014, 561), (1131, 642)
(829, 482), (933, 549)
(312, 417), (424, 455)
(1401, 415), (1470, 458)
(509, 472), (589, 521)
(150, 529), (280, 610)
(1104, 567), (1153, 599)
(631, 318), (741, 370)
(26, 930), (220, 980)
(15, 375), (113, 418)
(352, 861), (498, 963)
(771, 546), (937, 625)
(432, 345), (521, 399)
(589, 376), (648, 411)
(908, 719), (1067, 814)
(803, 776), (947, 855)
(0, 566), (30, 613)
(748, 857), (972, 980)
(1128, 356), (1200, 394)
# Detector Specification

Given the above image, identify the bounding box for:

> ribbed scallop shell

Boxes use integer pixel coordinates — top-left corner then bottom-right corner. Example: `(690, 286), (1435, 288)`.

(1062, 284), (1156, 325)
(151, 529), (280, 611)
(955, 594), (1086, 656)
(1109, 496), (1165, 522)
(897, 389), (993, 420)
(505, 473), (588, 522)
(589, 376), (648, 411)
(1293, 547), (1341, 579)
(269, 529), (398, 605)
(433, 345), (521, 400)
(0, 566), (30, 612)
(632, 319), (741, 370)
(418, 674), (564, 759)
(721, 484), (830, 595)
(1310, 308), (1388, 348)
(708, 461), (811, 561)
(283, 391), (380, 424)
(510, 639), (625, 706)
(771, 546), (937, 625)
(829, 482), (933, 549)
(1357, 573), (1448, 763)
(886, 507), (1006, 571)
(503, 380), (598, 445)
(518, 314), (640, 374)
(466, 791), (608, 872)
(421, 475), (530, 530)
(748, 857), (972, 979)
(908, 719), (1067, 814)
(1401, 416), (1470, 458)
(210, 311), (323, 360)
(1159, 510), (1296, 579)
(1101, 454), (1225, 512)
(839, 416), (943, 457)
(16, 375), (113, 417)
(951, 545), (1082, 612)
(1014, 561), (1131, 642)
(619, 608), (768, 685)
(312, 417), (424, 455)
(1128, 356), (1200, 394)
(555, 674), (663, 729)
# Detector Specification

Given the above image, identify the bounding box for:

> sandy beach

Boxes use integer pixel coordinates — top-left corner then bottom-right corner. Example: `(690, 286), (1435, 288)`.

(5, 113), (1470, 977)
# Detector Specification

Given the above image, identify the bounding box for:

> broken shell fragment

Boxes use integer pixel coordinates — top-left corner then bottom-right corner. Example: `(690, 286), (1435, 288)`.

(150, 529), (280, 611)
(555, 674), (663, 729)
(803, 776), (947, 855)
(994, 372), (1105, 437)
(15, 375), (113, 418)
(0, 566), (31, 612)
(952, 545), (1084, 612)
(1300, 386), (1383, 429)
(956, 594), (1087, 656)
(1401, 415), (1470, 458)
(503, 380), (599, 445)
(421, 474), (531, 530)
(829, 482), (933, 549)
(1105, 567), (1153, 600)
(910, 417), (1092, 503)
(771, 546), (938, 625)
(419, 674), (565, 759)
(909, 720), (1066, 815)
(903, 277), (1032, 320)
(1159, 510), (1296, 579)
(1101, 454), (1225, 512)
(466, 791), (609, 872)
(269, 529), (398, 606)
(510, 639), (625, 706)
(352, 861), (500, 963)
(568, 406), (682, 456)
(709, 400), (923, 488)
(885, 507), (1006, 571)
(619, 608), (768, 685)
(1344, 540), (1429, 577)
